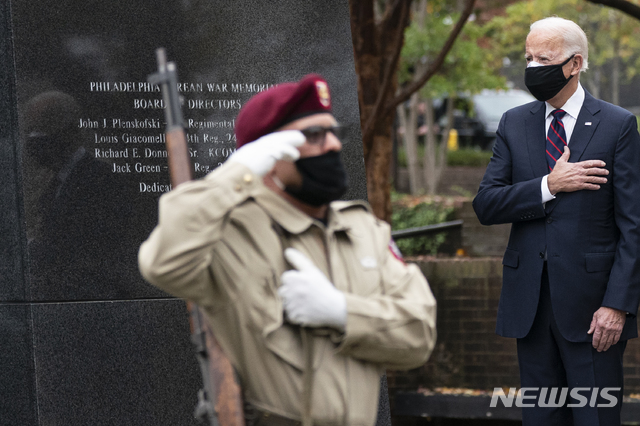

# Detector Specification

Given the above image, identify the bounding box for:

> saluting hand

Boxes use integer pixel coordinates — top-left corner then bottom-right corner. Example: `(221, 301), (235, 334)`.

(278, 248), (347, 331)
(547, 146), (609, 195)
(227, 130), (305, 176)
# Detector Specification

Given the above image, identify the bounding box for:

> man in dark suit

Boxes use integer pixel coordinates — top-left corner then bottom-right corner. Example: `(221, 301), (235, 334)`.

(473, 17), (640, 425)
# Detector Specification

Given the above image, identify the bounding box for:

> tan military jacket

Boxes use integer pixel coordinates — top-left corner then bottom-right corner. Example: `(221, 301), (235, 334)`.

(139, 161), (436, 426)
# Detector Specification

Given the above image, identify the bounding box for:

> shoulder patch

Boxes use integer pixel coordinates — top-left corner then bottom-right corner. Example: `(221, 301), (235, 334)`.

(388, 239), (405, 263)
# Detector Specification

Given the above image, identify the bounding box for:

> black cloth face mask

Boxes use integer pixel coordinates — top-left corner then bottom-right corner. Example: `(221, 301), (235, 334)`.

(524, 55), (575, 102)
(285, 151), (349, 207)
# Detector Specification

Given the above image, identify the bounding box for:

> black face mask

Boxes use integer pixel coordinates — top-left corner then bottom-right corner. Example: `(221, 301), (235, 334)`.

(524, 55), (575, 102)
(285, 151), (349, 207)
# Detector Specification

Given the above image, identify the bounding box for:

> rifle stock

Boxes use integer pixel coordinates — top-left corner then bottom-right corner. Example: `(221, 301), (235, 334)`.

(165, 127), (193, 186)
(149, 48), (244, 426)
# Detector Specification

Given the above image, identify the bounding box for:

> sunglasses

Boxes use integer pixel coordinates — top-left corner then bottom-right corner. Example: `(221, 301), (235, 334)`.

(300, 125), (348, 146)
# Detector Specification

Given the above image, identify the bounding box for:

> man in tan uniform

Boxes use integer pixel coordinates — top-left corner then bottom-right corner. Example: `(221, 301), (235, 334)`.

(139, 74), (436, 426)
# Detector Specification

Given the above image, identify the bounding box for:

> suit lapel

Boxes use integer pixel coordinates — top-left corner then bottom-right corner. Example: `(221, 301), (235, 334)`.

(568, 92), (601, 162)
(525, 101), (548, 178)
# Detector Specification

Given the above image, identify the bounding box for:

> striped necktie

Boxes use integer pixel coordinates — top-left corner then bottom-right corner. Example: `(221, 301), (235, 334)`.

(546, 109), (567, 171)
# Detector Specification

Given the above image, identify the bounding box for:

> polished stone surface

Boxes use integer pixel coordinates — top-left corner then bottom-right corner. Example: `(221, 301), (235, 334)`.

(2, 1), (374, 424)
(10, 0), (365, 303)
(0, 0), (26, 303)
(32, 299), (200, 425)
(0, 304), (37, 425)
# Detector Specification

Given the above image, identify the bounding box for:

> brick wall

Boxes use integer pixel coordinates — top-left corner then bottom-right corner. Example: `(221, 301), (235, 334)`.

(437, 166), (488, 197)
(387, 257), (640, 397)
(455, 201), (510, 257)
(387, 258), (519, 395)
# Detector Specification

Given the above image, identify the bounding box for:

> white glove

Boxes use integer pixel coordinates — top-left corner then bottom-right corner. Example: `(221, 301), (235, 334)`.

(227, 130), (305, 176)
(278, 248), (347, 331)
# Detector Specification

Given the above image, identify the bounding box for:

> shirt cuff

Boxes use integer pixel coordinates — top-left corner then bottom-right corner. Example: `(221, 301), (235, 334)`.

(541, 175), (556, 203)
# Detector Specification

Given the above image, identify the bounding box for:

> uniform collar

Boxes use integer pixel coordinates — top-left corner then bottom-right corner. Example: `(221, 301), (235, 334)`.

(325, 203), (356, 233)
(253, 185), (353, 235)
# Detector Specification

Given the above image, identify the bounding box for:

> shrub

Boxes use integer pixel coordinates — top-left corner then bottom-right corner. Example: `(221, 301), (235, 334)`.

(446, 148), (493, 167)
(391, 197), (454, 256)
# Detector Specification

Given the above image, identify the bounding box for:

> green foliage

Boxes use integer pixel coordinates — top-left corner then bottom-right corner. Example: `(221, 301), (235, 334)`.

(399, 3), (507, 99)
(447, 148), (493, 167)
(391, 197), (453, 256)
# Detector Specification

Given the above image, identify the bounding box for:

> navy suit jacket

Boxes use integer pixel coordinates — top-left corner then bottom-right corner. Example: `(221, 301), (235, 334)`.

(473, 91), (640, 342)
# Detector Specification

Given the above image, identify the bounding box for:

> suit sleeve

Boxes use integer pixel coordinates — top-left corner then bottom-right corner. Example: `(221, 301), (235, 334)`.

(473, 111), (546, 225)
(336, 219), (437, 370)
(138, 161), (259, 306)
(601, 113), (640, 315)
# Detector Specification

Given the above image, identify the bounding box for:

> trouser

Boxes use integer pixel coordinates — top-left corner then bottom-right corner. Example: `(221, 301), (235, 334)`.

(517, 264), (626, 426)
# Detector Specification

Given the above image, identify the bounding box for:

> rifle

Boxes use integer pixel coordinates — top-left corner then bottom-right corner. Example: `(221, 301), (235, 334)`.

(149, 48), (245, 426)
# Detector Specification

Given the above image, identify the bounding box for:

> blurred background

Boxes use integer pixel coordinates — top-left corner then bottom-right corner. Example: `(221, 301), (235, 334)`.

(350, 1), (640, 424)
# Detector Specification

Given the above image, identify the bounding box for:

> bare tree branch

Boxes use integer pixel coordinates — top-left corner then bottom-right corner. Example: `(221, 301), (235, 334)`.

(385, 0), (476, 116)
(361, 0), (411, 143)
(585, 0), (640, 20)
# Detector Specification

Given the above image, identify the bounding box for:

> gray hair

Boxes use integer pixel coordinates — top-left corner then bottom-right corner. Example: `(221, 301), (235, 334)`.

(530, 17), (589, 72)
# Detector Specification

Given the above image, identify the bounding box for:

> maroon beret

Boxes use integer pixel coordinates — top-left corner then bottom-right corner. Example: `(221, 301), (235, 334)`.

(235, 74), (332, 148)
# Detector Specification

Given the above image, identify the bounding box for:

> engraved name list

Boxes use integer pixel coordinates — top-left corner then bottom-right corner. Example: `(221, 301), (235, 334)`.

(82, 80), (274, 193)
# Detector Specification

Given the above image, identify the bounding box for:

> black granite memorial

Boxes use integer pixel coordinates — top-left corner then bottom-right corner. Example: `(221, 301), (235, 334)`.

(0, 1), (389, 425)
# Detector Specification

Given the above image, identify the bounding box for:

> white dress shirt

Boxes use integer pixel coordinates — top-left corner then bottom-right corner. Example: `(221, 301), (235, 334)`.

(540, 83), (586, 203)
